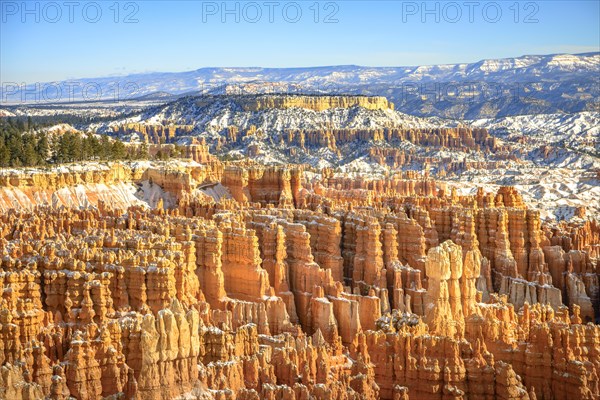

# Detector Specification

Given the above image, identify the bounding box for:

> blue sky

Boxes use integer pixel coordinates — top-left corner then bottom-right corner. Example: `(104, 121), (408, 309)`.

(1, 0), (599, 83)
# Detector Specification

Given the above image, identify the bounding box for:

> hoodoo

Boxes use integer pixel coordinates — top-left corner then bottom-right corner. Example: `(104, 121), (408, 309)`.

(1, 158), (598, 399)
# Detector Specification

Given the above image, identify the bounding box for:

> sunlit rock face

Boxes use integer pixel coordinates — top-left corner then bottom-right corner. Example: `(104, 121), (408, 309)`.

(202, 95), (394, 112)
(0, 159), (599, 400)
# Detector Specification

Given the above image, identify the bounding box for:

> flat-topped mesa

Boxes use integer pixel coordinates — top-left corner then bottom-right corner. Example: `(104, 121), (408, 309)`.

(232, 94), (394, 112)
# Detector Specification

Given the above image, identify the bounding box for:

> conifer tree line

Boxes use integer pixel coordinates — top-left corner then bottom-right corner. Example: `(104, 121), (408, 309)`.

(0, 117), (176, 168)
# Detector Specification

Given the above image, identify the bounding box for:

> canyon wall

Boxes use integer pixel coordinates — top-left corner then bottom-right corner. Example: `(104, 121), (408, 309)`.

(234, 95), (394, 112)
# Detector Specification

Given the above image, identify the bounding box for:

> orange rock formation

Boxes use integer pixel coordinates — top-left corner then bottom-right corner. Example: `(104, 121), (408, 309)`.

(1, 162), (598, 399)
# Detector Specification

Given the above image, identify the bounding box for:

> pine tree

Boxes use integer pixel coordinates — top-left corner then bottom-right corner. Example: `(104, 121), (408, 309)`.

(36, 133), (49, 164)
(99, 135), (111, 160)
(22, 135), (38, 166)
(0, 145), (10, 167)
(138, 142), (149, 160)
(111, 140), (127, 160)
(0, 120), (141, 167)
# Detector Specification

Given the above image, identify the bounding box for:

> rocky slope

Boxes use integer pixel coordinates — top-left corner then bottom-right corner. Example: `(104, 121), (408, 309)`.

(471, 111), (600, 159)
(2, 92), (598, 221)
(80, 94), (599, 221)
(4, 93), (598, 221)
(97, 94), (434, 136)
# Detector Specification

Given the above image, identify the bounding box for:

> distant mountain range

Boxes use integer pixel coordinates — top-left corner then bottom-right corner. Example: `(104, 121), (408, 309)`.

(1, 52), (598, 119)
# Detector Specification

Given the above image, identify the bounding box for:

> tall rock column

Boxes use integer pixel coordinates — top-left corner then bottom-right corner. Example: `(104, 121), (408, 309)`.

(424, 240), (457, 337)
(353, 215), (385, 289)
(195, 226), (226, 308)
(220, 222), (270, 302)
(494, 211), (518, 285)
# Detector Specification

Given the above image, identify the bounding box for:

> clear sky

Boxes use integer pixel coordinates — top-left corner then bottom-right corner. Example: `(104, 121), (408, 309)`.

(1, 0), (599, 83)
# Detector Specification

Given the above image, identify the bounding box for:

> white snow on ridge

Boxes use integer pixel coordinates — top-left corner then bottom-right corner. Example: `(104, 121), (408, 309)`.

(471, 111), (600, 169)
(470, 111), (600, 145)
(0, 109), (16, 117)
(4, 53), (597, 103)
(0, 182), (146, 212)
(448, 167), (599, 221)
(101, 97), (448, 137)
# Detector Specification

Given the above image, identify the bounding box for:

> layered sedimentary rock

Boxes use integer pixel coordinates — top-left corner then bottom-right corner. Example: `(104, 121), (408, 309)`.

(286, 126), (500, 154)
(1, 162), (599, 400)
(0, 163), (143, 211)
(230, 95), (394, 112)
(0, 157), (223, 212)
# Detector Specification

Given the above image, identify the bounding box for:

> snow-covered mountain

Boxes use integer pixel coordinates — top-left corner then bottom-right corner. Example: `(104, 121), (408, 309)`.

(96, 95), (446, 135)
(2, 52), (598, 119)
